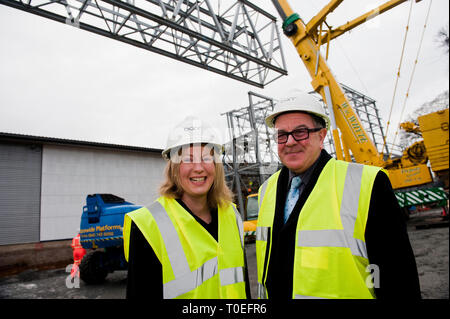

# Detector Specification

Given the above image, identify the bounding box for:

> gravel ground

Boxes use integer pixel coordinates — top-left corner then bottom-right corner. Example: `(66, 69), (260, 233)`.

(0, 267), (127, 299)
(408, 226), (449, 299)
(0, 216), (448, 299)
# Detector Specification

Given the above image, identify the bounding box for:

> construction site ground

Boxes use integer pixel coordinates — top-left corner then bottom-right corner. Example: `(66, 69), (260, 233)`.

(0, 209), (447, 300)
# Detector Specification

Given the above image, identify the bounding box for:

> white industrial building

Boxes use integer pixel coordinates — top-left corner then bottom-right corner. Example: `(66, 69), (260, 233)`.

(0, 132), (166, 246)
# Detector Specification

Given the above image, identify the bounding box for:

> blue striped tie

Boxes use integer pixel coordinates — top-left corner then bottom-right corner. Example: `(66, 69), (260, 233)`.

(284, 176), (302, 223)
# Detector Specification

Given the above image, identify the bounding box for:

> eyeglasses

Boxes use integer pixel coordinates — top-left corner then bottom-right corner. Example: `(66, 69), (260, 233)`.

(274, 127), (323, 144)
(180, 154), (215, 164)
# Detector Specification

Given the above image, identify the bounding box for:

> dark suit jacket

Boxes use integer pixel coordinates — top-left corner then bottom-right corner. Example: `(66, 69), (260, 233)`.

(264, 149), (421, 299)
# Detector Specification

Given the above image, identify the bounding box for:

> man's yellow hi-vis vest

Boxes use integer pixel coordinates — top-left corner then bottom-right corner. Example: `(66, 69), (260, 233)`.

(123, 196), (247, 299)
(256, 159), (385, 299)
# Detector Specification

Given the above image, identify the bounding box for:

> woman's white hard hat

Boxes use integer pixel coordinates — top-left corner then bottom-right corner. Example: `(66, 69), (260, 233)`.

(265, 94), (330, 130)
(162, 115), (223, 161)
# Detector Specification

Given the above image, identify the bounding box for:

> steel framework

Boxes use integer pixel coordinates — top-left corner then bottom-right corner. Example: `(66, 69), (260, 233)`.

(222, 91), (280, 211)
(1, 0), (287, 87)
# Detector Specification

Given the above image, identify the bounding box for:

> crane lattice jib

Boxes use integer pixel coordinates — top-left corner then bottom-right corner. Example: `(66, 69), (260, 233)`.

(0, 0), (288, 88)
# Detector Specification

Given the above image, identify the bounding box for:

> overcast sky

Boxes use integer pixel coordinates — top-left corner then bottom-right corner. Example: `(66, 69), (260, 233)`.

(0, 0), (448, 151)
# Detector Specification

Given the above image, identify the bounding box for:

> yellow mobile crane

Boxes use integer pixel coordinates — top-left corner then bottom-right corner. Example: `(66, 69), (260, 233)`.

(269, 0), (436, 189)
(244, 1), (449, 238)
(400, 109), (449, 189)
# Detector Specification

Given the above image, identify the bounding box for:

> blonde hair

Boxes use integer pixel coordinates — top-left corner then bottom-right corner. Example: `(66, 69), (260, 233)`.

(158, 152), (234, 209)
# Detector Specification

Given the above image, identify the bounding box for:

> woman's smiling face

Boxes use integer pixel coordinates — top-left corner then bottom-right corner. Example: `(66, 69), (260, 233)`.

(178, 144), (216, 201)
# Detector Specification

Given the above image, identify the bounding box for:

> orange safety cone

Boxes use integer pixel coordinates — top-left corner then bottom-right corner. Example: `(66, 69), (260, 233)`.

(71, 234), (86, 278)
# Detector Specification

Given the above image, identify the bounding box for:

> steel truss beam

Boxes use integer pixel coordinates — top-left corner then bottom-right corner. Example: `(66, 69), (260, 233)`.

(1, 0), (287, 87)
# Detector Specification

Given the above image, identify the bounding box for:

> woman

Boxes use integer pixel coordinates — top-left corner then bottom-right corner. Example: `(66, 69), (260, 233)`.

(123, 116), (250, 299)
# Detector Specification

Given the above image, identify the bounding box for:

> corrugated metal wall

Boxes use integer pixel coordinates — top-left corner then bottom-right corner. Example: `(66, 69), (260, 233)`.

(40, 145), (166, 241)
(0, 142), (42, 245)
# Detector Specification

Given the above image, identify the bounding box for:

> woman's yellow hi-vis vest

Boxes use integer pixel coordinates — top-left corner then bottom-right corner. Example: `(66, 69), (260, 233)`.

(256, 159), (385, 299)
(123, 196), (247, 299)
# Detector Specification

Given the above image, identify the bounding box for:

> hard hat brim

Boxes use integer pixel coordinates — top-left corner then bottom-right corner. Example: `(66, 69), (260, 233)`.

(265, 110), (330, 130)
(162, 142), (224, 161)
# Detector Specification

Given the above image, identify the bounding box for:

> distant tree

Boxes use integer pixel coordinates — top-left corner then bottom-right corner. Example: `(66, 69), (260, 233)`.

(436, 24), (449, 54)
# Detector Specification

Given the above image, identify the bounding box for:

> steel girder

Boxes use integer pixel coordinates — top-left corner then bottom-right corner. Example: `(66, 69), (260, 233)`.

(1, 0), (288, 87)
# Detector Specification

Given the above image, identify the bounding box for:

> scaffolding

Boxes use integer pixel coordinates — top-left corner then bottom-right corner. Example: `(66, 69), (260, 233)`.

(221, 91), (280, 212)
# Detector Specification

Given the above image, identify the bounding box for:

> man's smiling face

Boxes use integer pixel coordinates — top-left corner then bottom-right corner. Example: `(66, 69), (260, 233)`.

(275, 112), (327, 174)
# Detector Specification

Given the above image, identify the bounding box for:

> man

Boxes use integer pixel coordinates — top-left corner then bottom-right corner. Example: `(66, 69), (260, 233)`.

(256, 94), (421, 299)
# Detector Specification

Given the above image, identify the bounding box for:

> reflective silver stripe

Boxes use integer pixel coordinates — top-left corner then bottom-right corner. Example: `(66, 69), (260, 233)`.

(340, 163), (367, 259)
(297, 229), (367, 259)
(257, 282), (267, 299)
(298, 229), (347, 247)
(296, 162), (369, 259)
(149, 201), (191, 277)
(256, 178), (269, 300)
(164, 256), (218, 299)
(256, 226), (269, 241)
(340, 163), (363, 235)
(220, 267), (244, 286)
(259, 180), (269, 210)
(350, 237), (368, 259)
(295, 295), (326, 299)
(232, 205), (244, 247)
(164, 260), (245, 298)
(151, 201), (244, 298)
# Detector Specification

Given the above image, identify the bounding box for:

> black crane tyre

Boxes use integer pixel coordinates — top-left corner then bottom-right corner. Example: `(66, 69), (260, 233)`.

(79, 250), (108, 284)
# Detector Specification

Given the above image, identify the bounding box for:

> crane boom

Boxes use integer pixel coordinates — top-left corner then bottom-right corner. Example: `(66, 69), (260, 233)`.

(272, 0), (391, 166)
(270, 0), (434, 189)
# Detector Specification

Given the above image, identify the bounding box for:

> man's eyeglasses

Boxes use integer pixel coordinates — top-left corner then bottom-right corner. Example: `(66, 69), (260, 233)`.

(274, 127), (323, 144)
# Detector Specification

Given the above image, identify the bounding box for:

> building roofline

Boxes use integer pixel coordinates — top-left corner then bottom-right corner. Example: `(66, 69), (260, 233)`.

(0, 132), (163, 154)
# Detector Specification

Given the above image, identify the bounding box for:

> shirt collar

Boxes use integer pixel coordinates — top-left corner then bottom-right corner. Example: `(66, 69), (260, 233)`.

(287, 153), (321, 187)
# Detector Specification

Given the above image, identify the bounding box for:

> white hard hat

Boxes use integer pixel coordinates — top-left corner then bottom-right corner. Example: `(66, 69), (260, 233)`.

(265, 94), (330, 130)
(162, 116), (223, 161)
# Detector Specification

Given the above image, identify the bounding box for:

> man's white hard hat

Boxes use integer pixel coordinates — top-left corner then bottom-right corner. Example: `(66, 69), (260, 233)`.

(162, 115), (223, 161)
(265, 94), (331, 130)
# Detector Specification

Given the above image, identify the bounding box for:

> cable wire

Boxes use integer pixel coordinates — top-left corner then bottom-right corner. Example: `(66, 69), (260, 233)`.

(388, 0), (433, 159)
(381, 0), (414, 159)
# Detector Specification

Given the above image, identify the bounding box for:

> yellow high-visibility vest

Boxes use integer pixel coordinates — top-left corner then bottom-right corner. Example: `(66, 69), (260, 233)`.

(123, 196), (247, 299)
(256, 159), (385, 299)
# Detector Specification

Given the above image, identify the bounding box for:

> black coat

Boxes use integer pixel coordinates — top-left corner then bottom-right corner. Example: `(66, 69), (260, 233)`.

(265, 149), (421, 299)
